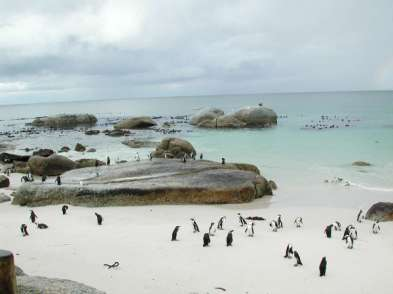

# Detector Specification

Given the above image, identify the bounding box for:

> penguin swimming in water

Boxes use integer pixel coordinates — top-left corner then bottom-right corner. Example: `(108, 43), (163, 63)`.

(269, 220), (278, 232)
(190, 218), (200, 233)
(217, 216), (226, 230)
(20, 224), (28, 236)
(357, 209), (364, 223)
(226, 230), (234, 246)
(325, 224), (334, 238)
(345, 234), (354, 249)
(284, 244), (294, 258)
(294, 217), (303, 228)
(245, 222), (255, 237)
(277, 214), (283, 229)
(294, 251), (303, 266)
(95, 213), (103, 225)
(62, 205), (69, 215)
(171, 226), (180, 241)
(372, 221), (380, 234)
(30, 210), (37, 223)
(319, 257), (327, 276)
(333, 221), (342, 231)
(36, 223), (48, 229)
(238, 213), (247, 227)
(203, 233), (211, 247)
(209, 222), (217, 236)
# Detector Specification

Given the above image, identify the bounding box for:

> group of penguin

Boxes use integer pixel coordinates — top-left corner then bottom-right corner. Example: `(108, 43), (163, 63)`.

(20, 206), (105, 236)
(171, 210), (382, 277)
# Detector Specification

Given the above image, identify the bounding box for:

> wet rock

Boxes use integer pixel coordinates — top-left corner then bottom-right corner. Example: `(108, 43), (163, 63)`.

(28, 155), (76, 176)
(75, 159), (105, 169)
(151, 137), (196, 159)
(190, 108), (225, 126)
(31, 114), (97, 129)
(122, 140), (159, 149)
(352, 161), (372, 167)
(85, 130), (100, 135)
(32, 149), (55, 157)
(59, 146), (71, 153)
(366, 202), (393, 221)
(86, 148), (96, 153)
(114, 116), (157, 129)
(103, 129), (131, 137)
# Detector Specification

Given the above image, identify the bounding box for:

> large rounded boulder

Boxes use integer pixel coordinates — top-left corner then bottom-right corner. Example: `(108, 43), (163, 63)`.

(114, 116), (157, 129)
(231, 106), (277, 127)
(31, 114), (97, 128)
(75, 159), (105, 169)
(28, 155), (76, 176)
(0, 175), (10, 188)
(190, 108), (225, 126)
(151, 138), (196, 158)
(32, 149), (55, 157)
(366, 202), (393, 221)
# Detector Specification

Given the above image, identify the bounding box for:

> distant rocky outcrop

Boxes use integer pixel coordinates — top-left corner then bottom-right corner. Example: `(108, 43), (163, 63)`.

(151, 137), (196, 159)
(191, 106), (277, 128)
(366, 202), (393, 221)
(75, 159), (105, 169)
(32, 149), (55, 157)
(28, 155), (76, 176)
(85, 129), (100, 135)
(12, 159), (274, 207)
(114, 116), (157, 129)
(0, 153), (30, 164)
(0, 175), (10, 188)
(103, 129), (131, 137)
(352, 161), (372, 167)
(31, 114), (97, 128)
(122, 140), (159, 149)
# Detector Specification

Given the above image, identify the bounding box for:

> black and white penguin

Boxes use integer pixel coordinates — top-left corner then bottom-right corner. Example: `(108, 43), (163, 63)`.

(217, 216), (226, 230)
(245, 222), (255, 237)
(199, 153), (203, 160)
(269, 220), (278, 232)
(41, 175), (47, 183)
(20, 224), (28, 236)
(238, 213), (247, 227)
(226, 230), (234, 246)
(343, 225), (357, 240)
(55, 175), (62, 186)
(190, 218), (200, 233)
(30, 210), (37, 223)
(277, 214), (283, 229)
(319, 257), (327, 276)
(171, 226), (180, 241)
(209, 222), (217, 236)
(372, 221), (381, 234)
(325, 224), (334, 238)
(203, 233), (211, 247)
(36, 223), (48, 229)
(294, 251), (303, 266)
(95, 212), (103, 225)
(356, 209), (364, 223)
(182, 154), (187, 163)
(284, 244), (294, 258)
(62, 205), (69, 215)
(345, 234), (354, 249)
(333, 221), (342, 231)
(294, 217), (303, 228)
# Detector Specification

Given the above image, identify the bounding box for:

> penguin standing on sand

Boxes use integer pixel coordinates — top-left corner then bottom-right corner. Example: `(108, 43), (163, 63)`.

(95, 213), (103, 225)
(342, 225), (352, 240)
(203, 233), (211, 247)
(277, 214), (283, 229)
(62, 205), (69, 215)
(226, 230), (234, 246)
(294, 217), (303, 228)
(270, 220), (278, 232)
(333, 221), (342, 231)
(171, 226), (180, 241)
(325, 224), (334, 238)
(238, 213), (247, 227)
(200, 153), (203, 160)
(245, 222), (255, 237)
(294, 251), (303, 266)
(30, 210), (37, 223)
(357, 209), (364, 223)
(209, 222), (217, 236)
(319, 257), (327, 276)
(345, 234), (354, 249)
(284, 244), (294, 258)
(221, 157), (226, 165)
(55, 175), (62, 186)
(20, 224), (28, 236)
(217, 216), (226, 230)
(372, 221), (380, 234)
(190, 218), (200, 233)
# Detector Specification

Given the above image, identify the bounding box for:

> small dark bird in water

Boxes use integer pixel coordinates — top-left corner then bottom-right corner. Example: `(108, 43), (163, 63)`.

(319, 257), (327, 276)
(62, 205), (69, 215)
(20, 224), (28, 236)
(95, 213), (103, 225)
(294, 251), (303, 266)
(171, 226), (180, 241)
(36, 223), (48, 229)
(203, 233), (211, 247)
(226, 230), (234, 246)
(30, 210), (37, 223)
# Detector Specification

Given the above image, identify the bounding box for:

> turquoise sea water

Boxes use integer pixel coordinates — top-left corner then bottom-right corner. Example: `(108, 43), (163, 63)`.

(1, 91), (392, 191)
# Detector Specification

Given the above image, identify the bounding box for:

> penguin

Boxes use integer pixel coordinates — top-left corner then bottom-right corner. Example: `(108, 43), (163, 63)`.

(221, 157), (225, 165)
(30, 210), (37, 223)
(238, 213), (247, 227)
(36, 223), (48, 229)
(345, 234), (354, 249)
(245, 222), (255, 237)
(182, 154), (187, 163)
(294, 217), (303, 228)
(107, 156), (111, 165)
(203, 233), (211, 247)
(41, 175), (47, 183)
(357, 209), (363, 223)
(269, 220), (278, 232)
(62, 205), (69, 215)
(294, 251), (303, 266)
(372, 221), (380, 234)
(325, 224), (333, 238)
(343, 225), (357, 240)
(226, 230), (234, 246)
(171, 226), (180, 241)
(342, 225), (352, 240)
(217, 216), (226, 230)
(277, 214), (283, 229)
(319, 257), (327, 276)
(209, 222), (217, 236)
(284, 244), (294, 258)
(20, 224), (28, 236)
(55, 175), (61, 186)
(333, 221), (342, 231)
(199, 153), (203, 160)
(190, 218), (200, 233)
(95, 212), (103, 225)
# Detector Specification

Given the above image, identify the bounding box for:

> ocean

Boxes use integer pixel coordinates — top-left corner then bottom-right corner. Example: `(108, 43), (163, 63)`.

(1, 90), (393, 194)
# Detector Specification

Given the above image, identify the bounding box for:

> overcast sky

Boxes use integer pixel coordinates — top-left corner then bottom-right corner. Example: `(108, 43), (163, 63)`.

(0, 0), (392, 104)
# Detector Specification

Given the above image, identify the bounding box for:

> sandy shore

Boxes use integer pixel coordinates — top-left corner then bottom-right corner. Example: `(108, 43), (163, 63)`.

(1, 173), (393, 294)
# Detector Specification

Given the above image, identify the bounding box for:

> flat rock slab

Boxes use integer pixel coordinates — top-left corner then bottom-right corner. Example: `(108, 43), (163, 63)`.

(12, 159), (272, 207)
